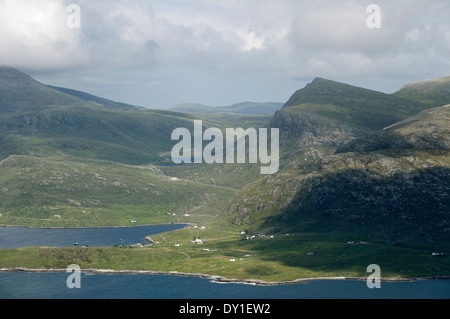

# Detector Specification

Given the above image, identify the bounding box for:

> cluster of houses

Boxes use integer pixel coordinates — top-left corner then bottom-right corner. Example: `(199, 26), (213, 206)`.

(239, 231), (293, 240)
(242, 232), (274, 240)
(173, 237), (206, 247)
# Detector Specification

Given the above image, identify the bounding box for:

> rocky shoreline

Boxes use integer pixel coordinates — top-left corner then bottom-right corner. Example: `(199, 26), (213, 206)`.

(1, 267), (448, 286)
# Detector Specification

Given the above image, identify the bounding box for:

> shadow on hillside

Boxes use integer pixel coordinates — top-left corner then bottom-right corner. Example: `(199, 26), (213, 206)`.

(259, 165), (450, 252)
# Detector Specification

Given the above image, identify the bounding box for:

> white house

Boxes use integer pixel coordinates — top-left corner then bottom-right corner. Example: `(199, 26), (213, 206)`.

(192, 238), (203, 244)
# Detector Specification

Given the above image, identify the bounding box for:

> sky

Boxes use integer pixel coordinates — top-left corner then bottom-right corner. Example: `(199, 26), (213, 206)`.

(0, 0), (449, 108)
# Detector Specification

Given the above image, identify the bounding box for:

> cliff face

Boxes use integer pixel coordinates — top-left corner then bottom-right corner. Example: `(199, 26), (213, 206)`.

(270, 108), (356, 149)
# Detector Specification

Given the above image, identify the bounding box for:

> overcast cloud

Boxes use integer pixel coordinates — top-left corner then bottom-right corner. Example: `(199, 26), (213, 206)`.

(0, 0), (449, 107)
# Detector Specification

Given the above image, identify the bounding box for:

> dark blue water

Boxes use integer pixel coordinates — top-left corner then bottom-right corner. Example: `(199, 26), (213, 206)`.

(0, 272), (449, 299)
(0, 224), (187, 249)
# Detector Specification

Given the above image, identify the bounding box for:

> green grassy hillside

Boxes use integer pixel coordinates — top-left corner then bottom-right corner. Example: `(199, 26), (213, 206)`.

(0, 153), (236, 227)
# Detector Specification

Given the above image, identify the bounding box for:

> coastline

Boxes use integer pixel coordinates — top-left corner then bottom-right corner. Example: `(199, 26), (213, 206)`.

(2, 224), (449, 286)
(1, 267), (448, 286)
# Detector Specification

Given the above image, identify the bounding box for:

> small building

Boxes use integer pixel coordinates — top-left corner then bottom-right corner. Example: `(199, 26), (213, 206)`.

(192, 238), (203, 244)
(432, 252), (445, 257)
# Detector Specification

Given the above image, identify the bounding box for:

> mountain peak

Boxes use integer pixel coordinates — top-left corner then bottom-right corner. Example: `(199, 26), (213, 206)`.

(309, 77), (334, 84)
(0, 66), (86, 113)
(310, 76), (326, 82)
(283, 77), (379, 109)
(0, 66), (44, 90)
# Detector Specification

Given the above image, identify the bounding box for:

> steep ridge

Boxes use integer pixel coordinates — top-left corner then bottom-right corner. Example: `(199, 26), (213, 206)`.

(48, 86), (141, 111)
(269, 77), (432, 166)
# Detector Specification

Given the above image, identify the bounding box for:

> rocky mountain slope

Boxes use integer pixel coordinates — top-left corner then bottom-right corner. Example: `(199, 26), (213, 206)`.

(226, 80), (450, 250)
(269, 78), (432, 167)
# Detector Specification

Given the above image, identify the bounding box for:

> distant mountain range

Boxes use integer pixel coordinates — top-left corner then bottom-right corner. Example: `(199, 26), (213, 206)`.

(170, 101), (283, 114)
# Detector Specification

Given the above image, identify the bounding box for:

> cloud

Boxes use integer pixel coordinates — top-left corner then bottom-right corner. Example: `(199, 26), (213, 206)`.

(0, 0), (87, 70)
(0, 0), (449, 105)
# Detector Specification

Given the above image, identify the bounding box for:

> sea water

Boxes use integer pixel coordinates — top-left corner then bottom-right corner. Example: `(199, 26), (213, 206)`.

(0, 272), (449, 299)
(0, 224), (186, 249)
